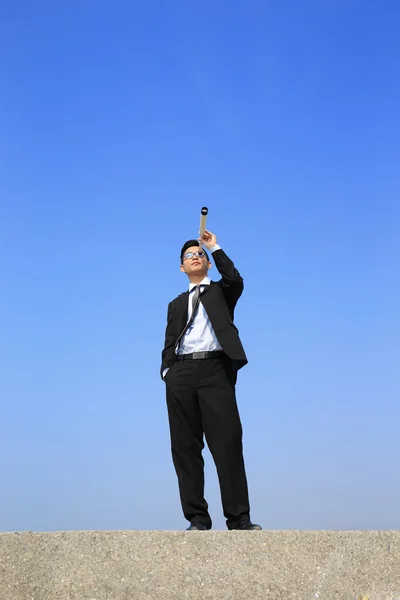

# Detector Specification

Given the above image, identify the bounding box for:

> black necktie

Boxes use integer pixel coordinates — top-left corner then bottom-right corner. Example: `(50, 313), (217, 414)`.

(175, 285), (204, 351)
(191, 285), (201, 318)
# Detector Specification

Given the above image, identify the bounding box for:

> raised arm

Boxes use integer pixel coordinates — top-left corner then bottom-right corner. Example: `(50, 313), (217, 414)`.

(199, 229), (244, 309)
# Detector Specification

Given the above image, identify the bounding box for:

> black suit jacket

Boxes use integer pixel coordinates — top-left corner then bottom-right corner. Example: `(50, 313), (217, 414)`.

(161, 249), (248, 379)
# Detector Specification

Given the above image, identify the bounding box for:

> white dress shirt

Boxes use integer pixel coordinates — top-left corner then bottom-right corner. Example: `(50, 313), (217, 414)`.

(163, 245), (221, 380)
(177, 275), (223, 355)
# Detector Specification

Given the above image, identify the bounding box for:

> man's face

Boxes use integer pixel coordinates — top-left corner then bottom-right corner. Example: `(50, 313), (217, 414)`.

(180, 246), (211, 277)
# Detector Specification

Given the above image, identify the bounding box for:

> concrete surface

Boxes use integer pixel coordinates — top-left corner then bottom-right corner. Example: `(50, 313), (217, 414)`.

(0, 530), (399, 600)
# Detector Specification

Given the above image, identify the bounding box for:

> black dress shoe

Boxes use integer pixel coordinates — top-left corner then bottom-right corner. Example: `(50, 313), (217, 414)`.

(186, 522), (209, 531)
(231, 519), (262, 531)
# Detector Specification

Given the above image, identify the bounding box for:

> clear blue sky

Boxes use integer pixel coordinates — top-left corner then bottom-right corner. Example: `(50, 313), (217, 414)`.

(1, 0), (399, 532)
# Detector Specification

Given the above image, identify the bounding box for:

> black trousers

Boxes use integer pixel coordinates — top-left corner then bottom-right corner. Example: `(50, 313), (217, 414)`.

(165, 357), (250, 529)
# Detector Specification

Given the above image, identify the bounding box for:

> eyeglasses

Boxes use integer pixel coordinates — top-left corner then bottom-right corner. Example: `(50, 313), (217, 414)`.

(183, 251), (205, 261)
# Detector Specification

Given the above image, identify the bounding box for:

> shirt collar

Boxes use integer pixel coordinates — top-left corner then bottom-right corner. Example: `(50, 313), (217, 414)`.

(189, 276), (211, 292)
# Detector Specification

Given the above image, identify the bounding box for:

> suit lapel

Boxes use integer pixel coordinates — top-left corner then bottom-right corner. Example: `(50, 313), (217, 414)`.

(200, 281), (214, 298)
(179, 291), (189, 328)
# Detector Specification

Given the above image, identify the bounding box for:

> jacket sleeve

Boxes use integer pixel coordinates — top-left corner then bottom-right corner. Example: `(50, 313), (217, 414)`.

(211, 249), (244, 311)
(160, 302), (177, 379)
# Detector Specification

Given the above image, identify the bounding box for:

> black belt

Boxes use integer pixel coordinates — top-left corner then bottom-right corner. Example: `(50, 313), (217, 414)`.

(176, 351), (228, 361)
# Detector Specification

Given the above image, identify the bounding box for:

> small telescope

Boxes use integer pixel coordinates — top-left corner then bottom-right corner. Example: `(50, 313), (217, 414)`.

(199, 206), (208, 236)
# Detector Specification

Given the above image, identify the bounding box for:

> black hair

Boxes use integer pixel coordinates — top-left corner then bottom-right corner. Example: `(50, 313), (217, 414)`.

(180, 239), (210, 264)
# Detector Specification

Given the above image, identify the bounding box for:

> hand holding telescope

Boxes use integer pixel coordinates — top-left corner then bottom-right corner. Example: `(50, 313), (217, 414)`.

(197, 207), (218, 249)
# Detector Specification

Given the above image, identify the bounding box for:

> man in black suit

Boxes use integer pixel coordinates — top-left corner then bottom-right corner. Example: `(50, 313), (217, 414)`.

(161, 229), (261, 531)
